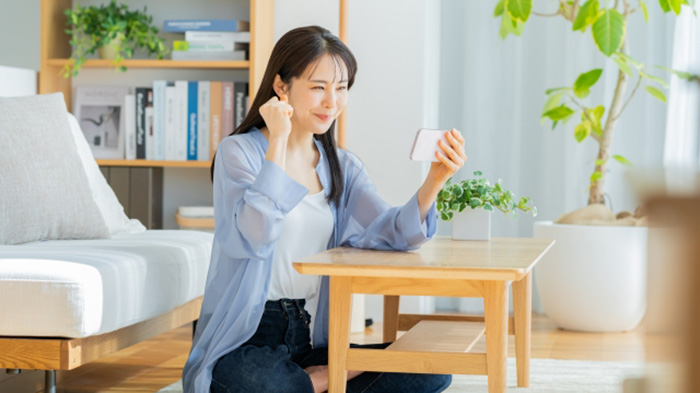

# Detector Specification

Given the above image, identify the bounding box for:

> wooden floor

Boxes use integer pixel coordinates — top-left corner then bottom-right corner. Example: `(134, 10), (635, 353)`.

(1, 313), (647, 393)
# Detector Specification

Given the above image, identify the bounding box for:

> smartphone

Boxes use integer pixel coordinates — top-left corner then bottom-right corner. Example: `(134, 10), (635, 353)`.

(409, 128), (449, 162)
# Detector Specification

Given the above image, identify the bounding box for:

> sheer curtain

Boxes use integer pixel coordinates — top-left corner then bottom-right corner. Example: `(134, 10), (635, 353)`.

(664, 1), (700, 169)
(437, 0), (679, 313)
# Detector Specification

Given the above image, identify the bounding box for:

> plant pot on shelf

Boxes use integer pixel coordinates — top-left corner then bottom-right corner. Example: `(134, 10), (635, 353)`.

(533, 221), (647, 332)
(451, 208), (491, 241)
(97, 34), (123, 60)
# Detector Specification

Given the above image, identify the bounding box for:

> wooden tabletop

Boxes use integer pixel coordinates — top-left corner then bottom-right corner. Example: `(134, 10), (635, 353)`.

(294, 237), (555, 281)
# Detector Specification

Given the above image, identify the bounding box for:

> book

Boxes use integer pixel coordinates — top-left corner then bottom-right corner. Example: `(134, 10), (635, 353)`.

(134, 87), (150, 159)
(197, 81), (210, 162)
(209, 81), (223, 159)
(187, 81), (198, 161)
(233, 82), (248, 129)
(152, 80), (167, 160)
(222, 82), (234, 137)
(145, 101), (154, 160)
(171, 51), (246, 61)
(73, 85), (128, 159)
(184, 31), (251, 43)
(173, 41), (236, 52)
(164, 84), (177, 161)
(124, 94), (136, 160)
(163, 19), (249, 33)
(175, 81), (189, 161)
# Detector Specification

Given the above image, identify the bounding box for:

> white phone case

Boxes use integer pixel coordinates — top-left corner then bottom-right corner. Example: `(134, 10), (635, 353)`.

(409, 128), (449, 162)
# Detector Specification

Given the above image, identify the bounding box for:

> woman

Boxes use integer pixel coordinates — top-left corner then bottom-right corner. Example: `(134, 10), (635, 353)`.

(183, 25), (466, 393)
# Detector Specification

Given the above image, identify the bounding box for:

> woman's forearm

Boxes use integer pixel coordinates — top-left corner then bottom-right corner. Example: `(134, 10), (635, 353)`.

(417, 177), (442, 223)
(265, 136), (288, 170)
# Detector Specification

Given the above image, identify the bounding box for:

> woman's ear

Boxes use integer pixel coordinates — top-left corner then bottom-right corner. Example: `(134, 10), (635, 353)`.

(273, 75), (288, 98)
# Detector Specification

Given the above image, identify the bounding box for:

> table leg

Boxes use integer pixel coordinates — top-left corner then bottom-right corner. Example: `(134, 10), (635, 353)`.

(513, 272), (532, 387)
(328, 276), (352, 393)
(484, 280), (508, 393)
(383, 295), (400, 342)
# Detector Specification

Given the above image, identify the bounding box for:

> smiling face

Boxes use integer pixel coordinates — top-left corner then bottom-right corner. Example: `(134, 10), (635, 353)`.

(274, 53), (350, 136)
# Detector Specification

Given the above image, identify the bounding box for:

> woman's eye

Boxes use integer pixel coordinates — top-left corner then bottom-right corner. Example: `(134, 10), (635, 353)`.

(337, 86), (348, 91)
(313, 86), (324, 90)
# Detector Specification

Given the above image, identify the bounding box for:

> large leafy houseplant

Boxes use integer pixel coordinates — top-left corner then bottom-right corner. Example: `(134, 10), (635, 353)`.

(494, 0), (696, 208)
(63, 0), (167, 77)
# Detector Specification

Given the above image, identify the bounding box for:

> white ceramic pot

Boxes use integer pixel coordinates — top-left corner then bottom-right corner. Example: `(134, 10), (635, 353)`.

(533, 221), (647, 332)
(451, 208), (491, 241)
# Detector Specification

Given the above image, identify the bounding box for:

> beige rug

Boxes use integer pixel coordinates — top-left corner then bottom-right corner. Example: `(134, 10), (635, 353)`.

(158, 358), (645, 392)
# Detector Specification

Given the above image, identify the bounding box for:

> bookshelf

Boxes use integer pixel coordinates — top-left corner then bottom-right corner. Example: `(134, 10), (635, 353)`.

(39, 0), (274, 169)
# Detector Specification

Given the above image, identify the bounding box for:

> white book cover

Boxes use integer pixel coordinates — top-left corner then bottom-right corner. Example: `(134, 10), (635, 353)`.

(124, 94), (136, 160)
(197, 81), (210, 162)
(164, 85), (177, 161)
(175, 81), (189, 161)
(184, 31), (250, 43)
(176, 41), (235, 51)
(145, 105), (154, 160)
(73, 85), (129, 159)
(152, 80), (167, 160)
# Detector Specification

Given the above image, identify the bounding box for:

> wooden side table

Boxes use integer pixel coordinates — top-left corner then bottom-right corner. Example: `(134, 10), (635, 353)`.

(294, 237), (554, 393)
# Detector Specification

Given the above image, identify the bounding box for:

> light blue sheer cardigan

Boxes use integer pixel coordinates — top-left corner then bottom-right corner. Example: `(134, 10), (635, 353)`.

(182, 128), (437, 393)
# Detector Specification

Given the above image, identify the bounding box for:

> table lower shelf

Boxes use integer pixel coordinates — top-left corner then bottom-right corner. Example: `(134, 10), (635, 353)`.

(347, 320), (488, 375)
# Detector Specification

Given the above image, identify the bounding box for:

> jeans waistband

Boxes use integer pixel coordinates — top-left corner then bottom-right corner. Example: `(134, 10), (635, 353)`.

(264, 298), (306, 313)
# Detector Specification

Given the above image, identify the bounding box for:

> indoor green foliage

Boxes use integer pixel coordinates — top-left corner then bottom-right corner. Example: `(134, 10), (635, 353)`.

(436, 171), (537, 222)
(63, 0), (167, 77)
(494, 0), (695, 204)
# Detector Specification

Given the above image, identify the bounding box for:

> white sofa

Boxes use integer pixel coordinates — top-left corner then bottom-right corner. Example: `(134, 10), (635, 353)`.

(0, 94), (213, 393)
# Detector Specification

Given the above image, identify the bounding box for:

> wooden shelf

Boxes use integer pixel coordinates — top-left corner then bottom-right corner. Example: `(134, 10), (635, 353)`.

(47, 58), (250, 69)
(96, 160), (211, 168)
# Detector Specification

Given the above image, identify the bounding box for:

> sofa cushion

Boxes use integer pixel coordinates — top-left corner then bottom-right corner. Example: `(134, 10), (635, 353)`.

(0, 93), (110, 244)
(0, 230), (213, 337)
(66, 112), (146, 235)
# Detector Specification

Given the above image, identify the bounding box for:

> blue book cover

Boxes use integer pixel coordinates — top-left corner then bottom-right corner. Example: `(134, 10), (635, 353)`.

(187, 81), (198, 161)
(163, 19), (249, 33)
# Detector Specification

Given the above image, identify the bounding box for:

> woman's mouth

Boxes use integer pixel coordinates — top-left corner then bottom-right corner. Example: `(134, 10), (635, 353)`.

(315, 114), (331, 122)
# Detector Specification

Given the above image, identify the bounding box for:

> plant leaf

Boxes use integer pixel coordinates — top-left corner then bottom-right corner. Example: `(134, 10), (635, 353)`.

(507, 0), (532, 22)
(613, 155), (633, 166)
(494, 0), (506, 16)
(640, 70), (669, 88)
(616, 52), (643, 68)
(655, 65), (698, 81)
(574, 69), (603, 98)
(592, 9), (626, 57)
(543, 105), (576, 121)
(574, 122), (590, 142)
(659, 0), (682, 14)
(573, 0), (600, 32)
(541, 93), (563, 124)
(612, 55), (634, 77)
(645, 86), (667, 102)
(590, 171), (603, 182)
(596, 159), (607, 166)
(639, 0), (650, 21)
(474, 170), (483, 176)
(545, 87), (571, 94)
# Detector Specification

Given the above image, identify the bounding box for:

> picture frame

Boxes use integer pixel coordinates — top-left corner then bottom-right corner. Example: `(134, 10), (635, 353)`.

(73, 85), (129, 159)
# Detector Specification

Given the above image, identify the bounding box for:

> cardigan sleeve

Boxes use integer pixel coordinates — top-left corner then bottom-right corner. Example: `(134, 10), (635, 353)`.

(338, 153), (437, 251)
(214, 137), (308, 260)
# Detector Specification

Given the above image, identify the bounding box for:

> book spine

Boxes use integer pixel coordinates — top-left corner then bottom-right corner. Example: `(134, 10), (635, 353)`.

(173, 41), (235, 51)
(124, 94), (136, 160)
(209, 81), (223, 159)
(152, 80), (167, 160)
(163, 19), (250, 33)
(135, 87), (147, 159)
(184, 31), (251, 42)
(171, 51), (246, 61)
(197, 81), (210, 162)
(164, 84), (177, 161)
(144, 89), (154, 160)
(222, 82), (234, 138)
(175, 81), (189, 161)
(187, 81), (198, 161)
(233, 82), (248, 129)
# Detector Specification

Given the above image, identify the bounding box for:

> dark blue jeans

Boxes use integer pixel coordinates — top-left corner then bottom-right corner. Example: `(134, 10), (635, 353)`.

(211, 298), (452, 393)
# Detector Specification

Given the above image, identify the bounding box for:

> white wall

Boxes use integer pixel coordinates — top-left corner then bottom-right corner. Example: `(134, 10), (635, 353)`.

(0, 66), (37, 96)
(0, 0), (39, 70)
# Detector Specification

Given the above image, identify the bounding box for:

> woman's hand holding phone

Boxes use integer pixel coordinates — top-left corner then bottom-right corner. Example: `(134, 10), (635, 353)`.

(416, 128), (467, 222)
(260, 94), (294, 140)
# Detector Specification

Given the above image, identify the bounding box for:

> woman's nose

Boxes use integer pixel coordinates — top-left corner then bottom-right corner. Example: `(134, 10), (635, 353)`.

(322, 91), (335, 108)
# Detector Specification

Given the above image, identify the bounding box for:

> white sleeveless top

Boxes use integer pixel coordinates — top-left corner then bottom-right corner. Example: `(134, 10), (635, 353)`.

(267, 190), (334, 334)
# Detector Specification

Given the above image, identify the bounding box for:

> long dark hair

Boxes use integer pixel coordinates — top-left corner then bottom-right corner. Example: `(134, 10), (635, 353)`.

(211, 25), (358, 207)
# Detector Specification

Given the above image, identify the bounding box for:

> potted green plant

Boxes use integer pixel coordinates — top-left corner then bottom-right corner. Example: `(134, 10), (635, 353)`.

(63, 0), (168, 77)
(492, 0), (695, 332)
(437, 171), (537, 240)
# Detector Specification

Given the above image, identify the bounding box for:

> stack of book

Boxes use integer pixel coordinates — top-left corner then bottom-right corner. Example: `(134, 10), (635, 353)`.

(164, 19), (250, 61)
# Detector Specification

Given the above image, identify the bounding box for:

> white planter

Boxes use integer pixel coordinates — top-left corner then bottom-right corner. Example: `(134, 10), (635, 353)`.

(451, 208), (491, 241)
(533, 221), (647, 332)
